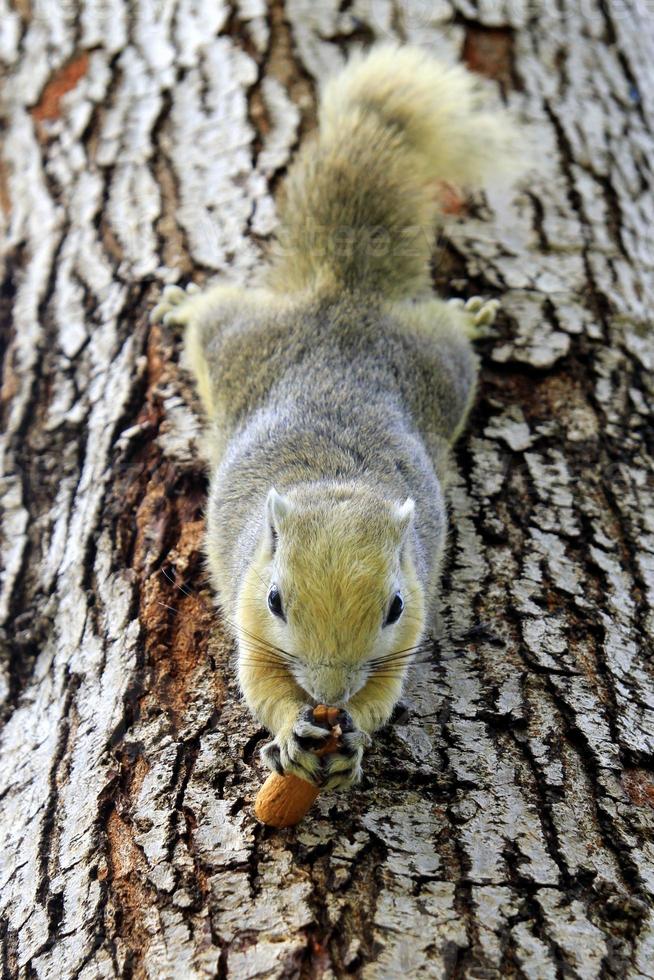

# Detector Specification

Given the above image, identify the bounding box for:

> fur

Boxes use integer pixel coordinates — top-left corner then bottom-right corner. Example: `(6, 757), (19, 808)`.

(151, 43), (520, 790)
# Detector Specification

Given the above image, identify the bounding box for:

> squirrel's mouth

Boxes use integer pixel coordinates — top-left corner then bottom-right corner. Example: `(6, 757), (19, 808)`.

(298, 684), (352, 707)
(293, 665), (369, 706)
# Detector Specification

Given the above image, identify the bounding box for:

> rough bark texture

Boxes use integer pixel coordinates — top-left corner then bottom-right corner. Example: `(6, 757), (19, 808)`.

(1, 1), (653, 977)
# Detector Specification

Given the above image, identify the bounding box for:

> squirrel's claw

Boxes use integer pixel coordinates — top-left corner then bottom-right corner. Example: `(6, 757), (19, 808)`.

(260, 733), (322, 785)
(259, 739), (285, 776)
(259, 707), (371, 789)
(259, 705), (331, 785)
(294, 714), (335, 746)
(470, 297), (500, 326)
(322, 728), (371, 792)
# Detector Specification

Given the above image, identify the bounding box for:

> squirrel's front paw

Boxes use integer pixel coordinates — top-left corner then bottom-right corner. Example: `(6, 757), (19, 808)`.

(260, 705), (335, 785)
(150, 282), (200, 326)
(259, 706), (371, 790)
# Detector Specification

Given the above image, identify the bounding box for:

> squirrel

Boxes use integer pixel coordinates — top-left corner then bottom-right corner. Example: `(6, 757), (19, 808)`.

(151, 44), (520, 791)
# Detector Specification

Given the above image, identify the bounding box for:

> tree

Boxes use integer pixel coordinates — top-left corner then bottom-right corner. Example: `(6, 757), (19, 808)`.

(1, 1), (653, 976)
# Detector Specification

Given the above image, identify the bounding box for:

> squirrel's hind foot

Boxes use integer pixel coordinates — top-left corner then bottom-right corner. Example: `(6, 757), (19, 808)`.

(150, 282), (200, 326)
(448, 295), (501, 338)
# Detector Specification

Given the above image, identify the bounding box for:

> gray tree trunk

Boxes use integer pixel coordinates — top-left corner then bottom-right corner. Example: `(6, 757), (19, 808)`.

(1, 1), (653, 977)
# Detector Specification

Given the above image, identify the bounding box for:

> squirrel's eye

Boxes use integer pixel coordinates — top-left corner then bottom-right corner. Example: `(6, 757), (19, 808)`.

(267, 585), (285, 620)
(384, 593), (404, 626)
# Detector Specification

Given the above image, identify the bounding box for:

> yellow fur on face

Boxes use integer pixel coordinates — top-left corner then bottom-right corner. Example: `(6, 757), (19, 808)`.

(235, 486), (426, 737)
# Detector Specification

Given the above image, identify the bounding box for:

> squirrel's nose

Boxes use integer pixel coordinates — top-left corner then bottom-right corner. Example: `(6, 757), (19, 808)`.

(306, 667), (350, 705)
(309, 686), (350, 707)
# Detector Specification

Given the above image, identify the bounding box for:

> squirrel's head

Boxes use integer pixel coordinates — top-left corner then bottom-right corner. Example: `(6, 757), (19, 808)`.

(235, 483), (427, 709)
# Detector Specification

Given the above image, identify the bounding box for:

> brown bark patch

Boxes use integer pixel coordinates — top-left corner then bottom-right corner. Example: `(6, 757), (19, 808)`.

(111, 306), (221, 732)
(32, 52), (90, 122)
(106, 809), (154, 978)
(12, 0), (30, 20)
(107, 809), (147, 880)
(435, 180), (467, 216)
(150, 528), (221, 723)
(462, 26), (515, 89)
(0, 157), (11, 217)
(136, 496), (221, 729)
(622, 769), (654, 809)
(266, 0), (316, 133)
(144, 323), (168, 391)
(1, 356), (19, 406)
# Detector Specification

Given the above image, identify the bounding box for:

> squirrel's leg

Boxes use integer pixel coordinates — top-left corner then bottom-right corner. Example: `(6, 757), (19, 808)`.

(151, 282), (247, 417)
(151, 282), (287, 423)
(388, 294), (501, 449)
(150, 281), (247, 329)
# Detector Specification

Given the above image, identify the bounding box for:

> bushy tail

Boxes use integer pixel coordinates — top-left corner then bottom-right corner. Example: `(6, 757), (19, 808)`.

(266, 44), (521, 299)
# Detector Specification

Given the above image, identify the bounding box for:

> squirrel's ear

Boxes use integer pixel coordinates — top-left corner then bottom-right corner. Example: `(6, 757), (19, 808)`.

(394, 497), (415, 548)
(265, 487), (291, 555)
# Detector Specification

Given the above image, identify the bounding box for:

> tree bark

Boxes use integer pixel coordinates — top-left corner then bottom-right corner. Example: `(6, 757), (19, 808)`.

(1, 1), (653, 977)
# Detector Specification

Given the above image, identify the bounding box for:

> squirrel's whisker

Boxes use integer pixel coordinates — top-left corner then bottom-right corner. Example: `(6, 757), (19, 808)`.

(238, 654), (292, 668)
(156, 599), (179, 615)
(367, 641), (434, 667)
(159, 565), (194, 598)
(219, 615), (300, 663)
(236, 641), (295, 665)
